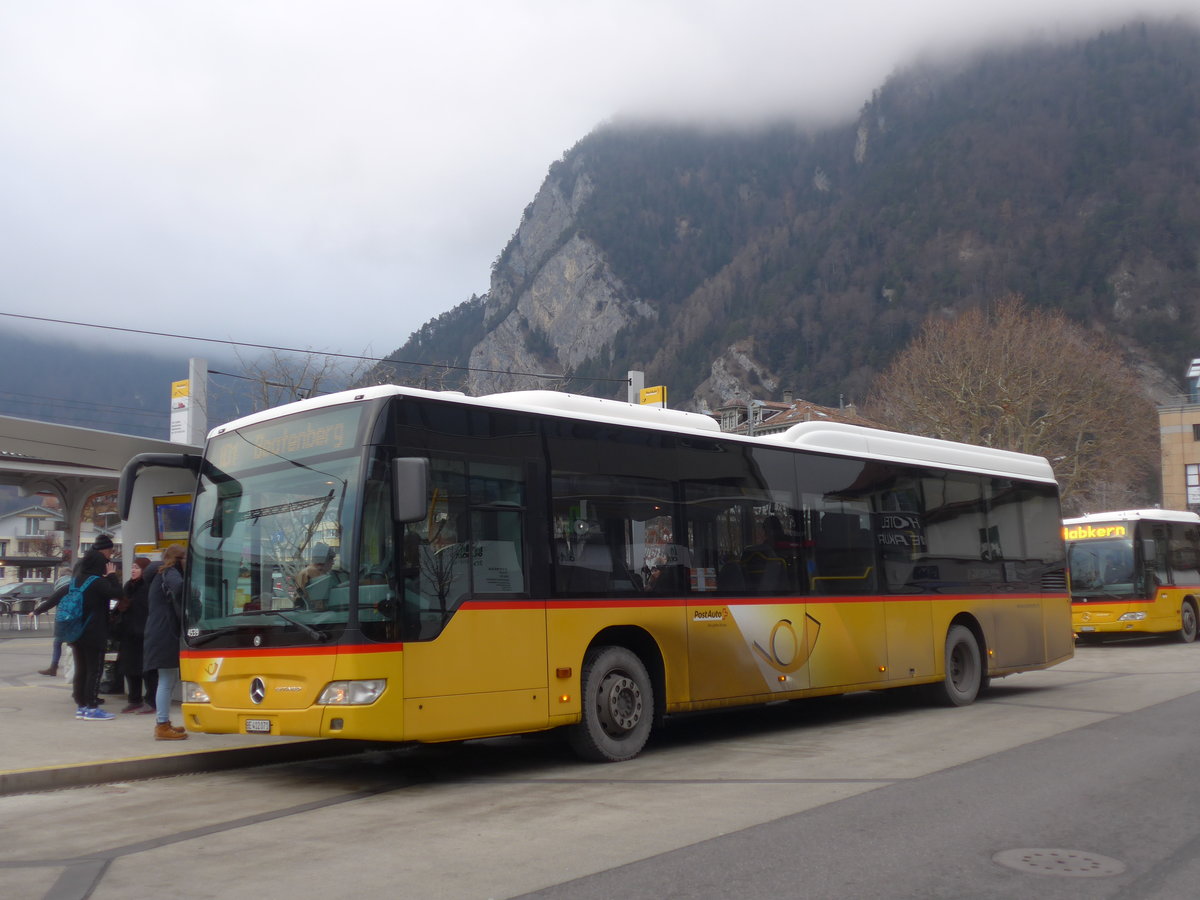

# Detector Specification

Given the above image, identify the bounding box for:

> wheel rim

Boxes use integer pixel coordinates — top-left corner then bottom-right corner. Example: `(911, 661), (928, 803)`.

(1185, 605), (1197, 638)
(597, 670), (642, 735)
(949, 642), (972, 692)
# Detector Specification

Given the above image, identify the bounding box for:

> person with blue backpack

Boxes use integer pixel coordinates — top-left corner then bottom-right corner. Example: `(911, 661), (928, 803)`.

(43, 535), (125, 720)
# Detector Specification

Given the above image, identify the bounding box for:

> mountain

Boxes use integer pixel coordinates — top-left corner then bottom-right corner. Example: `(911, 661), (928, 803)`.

(374, 19), (1200, 411)
(0, 330), (249, 439)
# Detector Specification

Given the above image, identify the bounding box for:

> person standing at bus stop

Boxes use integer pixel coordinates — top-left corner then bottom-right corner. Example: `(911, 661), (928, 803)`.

(118, 557), (154, 714)
(143, 544), (188, 740)
(30, 574), (69, 676)
(53, 535), (124, 720)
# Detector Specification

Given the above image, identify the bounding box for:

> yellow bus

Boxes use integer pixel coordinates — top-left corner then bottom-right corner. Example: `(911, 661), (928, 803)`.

(1065, 509), (1200, 643)
(120, 386), (1071, 761)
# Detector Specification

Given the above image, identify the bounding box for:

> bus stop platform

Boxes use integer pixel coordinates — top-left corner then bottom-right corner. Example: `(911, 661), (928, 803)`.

(0, 632), (374, 795)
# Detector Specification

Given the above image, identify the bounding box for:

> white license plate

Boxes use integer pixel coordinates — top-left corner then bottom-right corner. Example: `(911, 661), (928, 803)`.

(245, 718), (272, 734)
(1079, 626), (1096, 632)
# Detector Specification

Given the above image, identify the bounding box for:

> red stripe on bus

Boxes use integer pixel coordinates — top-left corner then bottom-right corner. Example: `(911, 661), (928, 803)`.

(464, 593), (1062, 611)
(181, 643), (402, 659)
(1071, 599), (1153, 606)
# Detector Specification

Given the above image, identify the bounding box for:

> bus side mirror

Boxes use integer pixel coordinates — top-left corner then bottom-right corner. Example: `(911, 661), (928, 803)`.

(1142, 539), (1158, 563)
(211, 486), (243, 539)
(393, 458), (429, 523)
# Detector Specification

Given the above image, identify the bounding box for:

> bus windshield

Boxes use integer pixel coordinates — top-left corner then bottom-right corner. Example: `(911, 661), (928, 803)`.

(185, 407), (364, 645)
(1067, 537), (1136, 596)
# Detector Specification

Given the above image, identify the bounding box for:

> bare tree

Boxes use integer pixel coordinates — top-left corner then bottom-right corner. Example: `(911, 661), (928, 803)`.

(863, 296), (1159, 515)
(232, 348), (374, 413)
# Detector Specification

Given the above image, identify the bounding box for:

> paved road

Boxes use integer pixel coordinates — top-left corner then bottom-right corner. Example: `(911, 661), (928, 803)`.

(2, 637), (1199, 900)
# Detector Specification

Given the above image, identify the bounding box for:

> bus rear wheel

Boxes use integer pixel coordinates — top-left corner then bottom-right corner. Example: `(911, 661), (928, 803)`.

(568, 645), (654, 762)
(1178, 600), (1198, 643)
(925, 624), (982, 707)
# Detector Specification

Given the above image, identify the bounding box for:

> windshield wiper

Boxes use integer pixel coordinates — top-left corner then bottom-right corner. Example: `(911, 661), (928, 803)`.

(1074, 589), (1130, 601)
(257, 609), (330, 642)
(187, 609), (330, 646)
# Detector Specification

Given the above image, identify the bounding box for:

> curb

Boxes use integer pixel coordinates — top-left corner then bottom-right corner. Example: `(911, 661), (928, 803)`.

(0, 739), (387, 796)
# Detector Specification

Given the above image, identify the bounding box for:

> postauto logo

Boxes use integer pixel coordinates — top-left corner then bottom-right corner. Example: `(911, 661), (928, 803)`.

(1062, 523), (1128, 541)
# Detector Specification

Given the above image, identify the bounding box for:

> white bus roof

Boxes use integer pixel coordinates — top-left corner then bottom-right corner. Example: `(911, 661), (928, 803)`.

(1063, 509), (1200, 525)
(209, 385), (722, 439)
(761, 421), (1056, 483)
(210, 386), (1056, 483)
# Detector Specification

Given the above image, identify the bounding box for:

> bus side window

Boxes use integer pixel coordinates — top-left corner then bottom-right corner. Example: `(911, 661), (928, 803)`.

(390, 460), (470, 639)
(1167, 523), (1200, 586)
(464, 459), (528, 599)
(550, 473), (672, 597)
(1147, 527), (1170, 587)
(358, 455), (401, 641)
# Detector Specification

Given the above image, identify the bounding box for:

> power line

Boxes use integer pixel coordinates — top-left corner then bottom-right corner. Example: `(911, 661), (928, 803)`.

(0, 312), (631, 385)
(207, 368), (328, 394)
(0, 388), (167, 421)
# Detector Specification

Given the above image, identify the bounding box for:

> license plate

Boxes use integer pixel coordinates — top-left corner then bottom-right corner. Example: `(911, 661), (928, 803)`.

(1079, 626), (1096, 632)
(245, 718), (272, 734)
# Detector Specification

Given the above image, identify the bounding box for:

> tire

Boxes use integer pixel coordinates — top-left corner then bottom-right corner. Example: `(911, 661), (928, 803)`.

(568, 645), (654, 762)
(926, 624), (982, 707)
(1178, 600), (1198, 644)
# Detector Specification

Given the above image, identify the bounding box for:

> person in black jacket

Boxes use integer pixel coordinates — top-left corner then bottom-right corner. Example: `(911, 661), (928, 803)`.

(143, 544), (188, 740)
(46, 535), (124, 720)
(117, 556), (154, 714)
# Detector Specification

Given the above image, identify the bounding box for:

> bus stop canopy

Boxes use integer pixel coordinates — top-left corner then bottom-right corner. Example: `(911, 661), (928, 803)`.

(0, 414), (201, 567)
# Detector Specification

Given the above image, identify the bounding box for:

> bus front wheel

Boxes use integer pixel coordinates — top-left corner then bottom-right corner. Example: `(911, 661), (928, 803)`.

(1178, 600), (1198, 643)
(926, 624), (982, 707)
(569, 645), (654, 762)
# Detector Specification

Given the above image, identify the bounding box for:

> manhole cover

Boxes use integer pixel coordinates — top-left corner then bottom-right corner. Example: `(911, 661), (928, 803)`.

(993, 848), (1126, 878)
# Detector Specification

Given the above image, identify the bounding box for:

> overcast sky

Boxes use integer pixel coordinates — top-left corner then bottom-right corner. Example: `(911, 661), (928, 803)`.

(1, 1), (1195, 365)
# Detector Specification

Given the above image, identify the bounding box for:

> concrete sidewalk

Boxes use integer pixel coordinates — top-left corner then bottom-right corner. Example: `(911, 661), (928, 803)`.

(0, 632), (369, 795)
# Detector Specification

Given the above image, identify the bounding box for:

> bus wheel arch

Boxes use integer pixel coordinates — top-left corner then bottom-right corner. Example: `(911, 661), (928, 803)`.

(1178, 598), (1198, 643)
(925, 618), (984, 707)
(568, 630), (663, 762)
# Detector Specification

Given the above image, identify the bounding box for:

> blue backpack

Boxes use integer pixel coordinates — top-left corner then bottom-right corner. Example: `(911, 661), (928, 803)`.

(54, 575), (99, 643)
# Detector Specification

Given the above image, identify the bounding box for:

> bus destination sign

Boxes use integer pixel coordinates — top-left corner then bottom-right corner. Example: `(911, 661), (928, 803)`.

(210, 406), (363, 471)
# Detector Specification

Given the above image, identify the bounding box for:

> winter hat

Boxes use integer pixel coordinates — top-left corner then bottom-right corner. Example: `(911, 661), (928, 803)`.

(93, 535), (114, 551)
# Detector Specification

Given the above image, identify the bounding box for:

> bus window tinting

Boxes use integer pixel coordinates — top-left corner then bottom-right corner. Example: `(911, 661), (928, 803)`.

(541, 416), (1062, 601)
(389, 457), (528, 641)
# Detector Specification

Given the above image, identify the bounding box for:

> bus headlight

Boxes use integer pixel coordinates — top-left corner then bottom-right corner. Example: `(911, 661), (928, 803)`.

(317, 680), (386, 705)
(1117, 612), (1148, 621)
(182, 682), (211, 703)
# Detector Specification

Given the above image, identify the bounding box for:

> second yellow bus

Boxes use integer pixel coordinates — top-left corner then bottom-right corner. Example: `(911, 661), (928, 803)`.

(1065, 509), (1200, 642)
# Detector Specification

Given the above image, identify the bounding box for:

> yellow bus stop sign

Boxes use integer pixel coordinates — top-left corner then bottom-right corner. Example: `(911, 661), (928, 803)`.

(639, 385), (667, 406)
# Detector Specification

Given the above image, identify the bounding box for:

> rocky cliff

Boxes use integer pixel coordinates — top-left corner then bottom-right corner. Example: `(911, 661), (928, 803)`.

(375, 20), (1200, 412)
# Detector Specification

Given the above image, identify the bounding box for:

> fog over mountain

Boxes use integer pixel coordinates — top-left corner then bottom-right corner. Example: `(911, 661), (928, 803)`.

(4, 18), (1199, 436)
(375, 19), (1200, 412)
